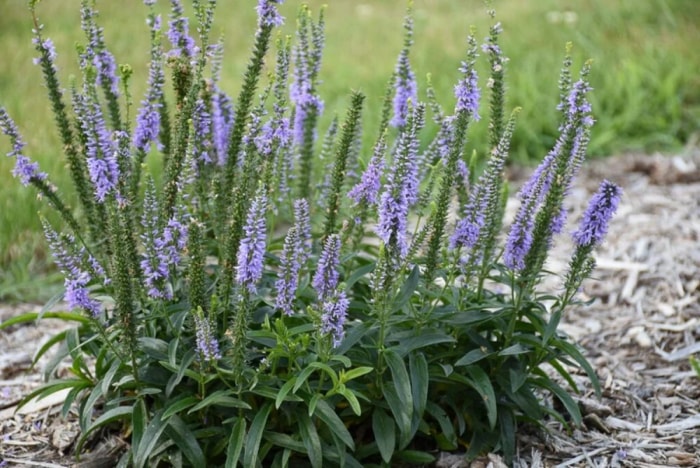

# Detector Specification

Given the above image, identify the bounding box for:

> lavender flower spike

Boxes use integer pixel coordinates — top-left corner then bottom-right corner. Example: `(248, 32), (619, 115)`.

(0, 108), (47, 186)
(572, 180), (622, 248)
(275, 227), (302, 315)
(454, 61), (480, 119)
(320, 290), (349, 347)
(237, 187), (269, 294)
(348, 134), (386, 206)
(313, 234), (341, 301)
(193, 308), (221, 363)
(390, 51), (417, 128)
(257, 0), (285, 28)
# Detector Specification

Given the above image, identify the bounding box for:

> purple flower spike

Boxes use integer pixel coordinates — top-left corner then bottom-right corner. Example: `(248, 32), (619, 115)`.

(256, 0), (285, 28)
(294, 199), (312, 263)
(237, 188), (268, 294)
(454, 62), (480, 119)
(377, 105), (423, 257)
(140, 184), (189, 299)
(44, 224), (105, 316)
(313, 234), (341, 301)
(0, 108), (47, 186)
(390, 51), (417, 128)
(193, 309), (221, 363)
(275, 227), (302, 315)
(348, 135), (386, 206)
(320, 290), (349, 347)
(167, 0), (198, 59)
(212, 90), (234, 166)
(573, 180), (621, 248)
(503, 201), (536, 272)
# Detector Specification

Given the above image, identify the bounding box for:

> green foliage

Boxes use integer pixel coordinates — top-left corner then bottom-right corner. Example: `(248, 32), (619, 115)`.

(0, 1), (625, 466)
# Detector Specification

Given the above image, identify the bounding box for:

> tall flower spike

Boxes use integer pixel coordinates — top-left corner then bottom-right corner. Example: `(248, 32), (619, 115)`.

(236, 186), (268, 294)
(377, 103), (425, 257)
(134, 13), (164, 154)
(0, 108), (47, 186)
(43, 222), (103, 316)
(275, 226), (302, 315)
(294, 198), (312, 263)
(256, 0), (284, 28)
(167, 0), (198, 59)
(573, 180), (622, 248)
(139, 180), (189, 299)
(313, 234), (341, 301)
(454, 34), (480, 119)
(80, 1), (120, 97)
(193, 307), (221, 363)
(320, 290), (349, 347)
(348, 131), (386, 206)
(73, 89), (119, 202)
(390, 4), (417, 128)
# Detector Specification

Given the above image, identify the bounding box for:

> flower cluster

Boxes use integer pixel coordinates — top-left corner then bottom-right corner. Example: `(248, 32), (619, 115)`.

(193, 307), (221, 363)
(256, 0), (285, 28)
(573, 180), (622, 247)
(313, 234), (341, 301)
(237, 187), (268, 294)
(0, 108), (47, 186)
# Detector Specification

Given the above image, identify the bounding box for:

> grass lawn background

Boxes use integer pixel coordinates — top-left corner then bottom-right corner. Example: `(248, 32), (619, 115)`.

(1, 0), (698, 300)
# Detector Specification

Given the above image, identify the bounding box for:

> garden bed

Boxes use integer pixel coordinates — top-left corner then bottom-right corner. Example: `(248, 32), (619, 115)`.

(1, 150), (699, 467)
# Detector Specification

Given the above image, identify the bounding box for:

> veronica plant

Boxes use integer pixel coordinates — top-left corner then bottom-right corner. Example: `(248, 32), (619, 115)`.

(1, 1), (622, 466)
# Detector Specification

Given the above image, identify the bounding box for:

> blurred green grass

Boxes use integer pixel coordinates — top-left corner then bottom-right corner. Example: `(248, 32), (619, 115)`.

(1, 0), (699, 301)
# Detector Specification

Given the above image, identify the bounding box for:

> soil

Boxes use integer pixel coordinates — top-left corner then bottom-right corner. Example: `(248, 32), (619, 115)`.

(1, 150), (699, 467)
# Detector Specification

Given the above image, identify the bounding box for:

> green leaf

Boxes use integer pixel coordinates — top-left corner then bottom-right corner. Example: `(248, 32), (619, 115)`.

(391, 265), (420, 312)
(344, 262), (375, 290)
(162, 395), (199, 420)
(264, 431), (307, 453)
(297, 411), (322, 468)
(76, 406), (132, 454)
(165, 415), (206, 467)
(464, 366), (498, 429)
(31, 329), (68, 368)
(313, 399), (354, 450)
(133, 410), (169, 468)
(342, 366), (373, 382)
(336, 384), (362, 416)
(425, 401), (456, 450)
(532, 376), (582, 425)
(455, 348), (492, 366)
(395, 450), (436, 464)
(100, 358), (121, 396)
(139, 337), (169, 361)
(308, 393), (321, 417)
(0, 311), (90, 330)
(372, 408), (395, 463)
(80, 383), (105, 431)
(17, 379), (90, 415)
(690, 356), (700, 377)
(409, 352), (429, 419)
(225, 418), (246, 468)
(553, 340), (601, 397)
(61, 385), (87, 419)
(498, 409), (516, 464)
(165, 350), (197, 397)
(188, 389), (251, 413)
(383, 350), (413, 448)
(294, 362), (339, 394)
(244, 402), (272, 468)
(276, 377), (298, 409)
(389, 333), (456, 356)
(131, 399), (147, 457)
(498, 343), (529, 357)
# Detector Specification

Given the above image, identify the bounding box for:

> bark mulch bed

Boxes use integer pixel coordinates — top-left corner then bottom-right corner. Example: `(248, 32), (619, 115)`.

(1, 151), (699, 467)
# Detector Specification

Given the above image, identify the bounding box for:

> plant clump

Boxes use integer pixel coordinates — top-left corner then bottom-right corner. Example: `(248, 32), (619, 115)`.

(0, 0), (622, 465)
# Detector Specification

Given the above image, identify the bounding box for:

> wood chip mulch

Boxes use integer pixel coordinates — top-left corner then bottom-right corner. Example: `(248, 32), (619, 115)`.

(1, 150), (699, 467)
